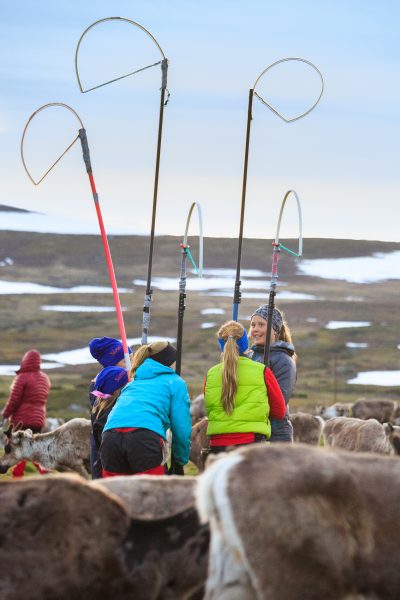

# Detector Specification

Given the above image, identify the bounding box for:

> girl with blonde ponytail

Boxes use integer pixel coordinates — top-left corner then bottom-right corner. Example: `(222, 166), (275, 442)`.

(204, 320), (286, 454)
(100, 341), (191, 477)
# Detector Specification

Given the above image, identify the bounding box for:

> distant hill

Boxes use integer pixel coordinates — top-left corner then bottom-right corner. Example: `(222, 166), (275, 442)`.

(0, 230), (399, 284)
(0, 204), (33, 213)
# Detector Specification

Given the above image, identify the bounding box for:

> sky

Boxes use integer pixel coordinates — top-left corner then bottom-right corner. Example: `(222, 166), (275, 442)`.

(1, 0), (399, 242)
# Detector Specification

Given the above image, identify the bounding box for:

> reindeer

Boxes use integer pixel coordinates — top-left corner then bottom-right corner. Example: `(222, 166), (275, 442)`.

(0, 418), (91, 477)
(197, 443), (400, 600)
(316, 402), (353, 419)
(289, 411), (324, 445)
(41, 417), (65, 432)
(322, 417), (400, 455)
(190, 393), (206, 424)
(352, 398), (398, 423)
(0, 474), (209, 599)
(190, 417), (209, 472)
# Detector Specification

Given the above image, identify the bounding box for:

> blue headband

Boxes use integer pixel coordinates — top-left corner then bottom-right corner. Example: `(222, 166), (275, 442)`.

(218, 330), (248, 354)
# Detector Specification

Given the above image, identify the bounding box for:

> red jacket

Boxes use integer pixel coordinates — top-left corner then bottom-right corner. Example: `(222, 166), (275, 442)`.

(2, 350), (51, 429)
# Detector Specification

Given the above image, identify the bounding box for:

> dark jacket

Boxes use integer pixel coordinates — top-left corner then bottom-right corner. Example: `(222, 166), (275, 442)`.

(2, 350), (50, 429)
(247, 341), (296, 442)
(89, 379), (103, 479)
(92, 403), (114, 452)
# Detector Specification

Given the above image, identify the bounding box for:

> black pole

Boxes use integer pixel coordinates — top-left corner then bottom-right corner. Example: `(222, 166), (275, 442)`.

(264, 243), (280, 366)
(176, 246), (187, 375)
(171, 243), (186, 476)
(142, 58), (168, 344)
(263, 290), (276, 367)
(233, 88), (254, 321)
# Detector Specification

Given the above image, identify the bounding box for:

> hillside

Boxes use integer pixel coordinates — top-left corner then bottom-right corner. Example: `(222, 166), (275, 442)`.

(0, 230), (399, 418)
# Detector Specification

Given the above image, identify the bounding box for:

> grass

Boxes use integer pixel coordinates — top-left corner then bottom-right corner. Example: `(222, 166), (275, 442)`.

(1, 232), (399, 419)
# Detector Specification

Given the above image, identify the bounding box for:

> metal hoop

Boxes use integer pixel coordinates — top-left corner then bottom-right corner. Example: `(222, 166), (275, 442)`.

(21, 103), (84, 186)
(183, 202), (204, 276)
(253, 57), (324, 123)
(275, 190), (303, 256)
(75, 16), (166, 93)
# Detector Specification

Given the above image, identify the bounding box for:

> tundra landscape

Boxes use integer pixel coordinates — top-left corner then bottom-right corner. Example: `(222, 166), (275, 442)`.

(0, 225), (399, 424)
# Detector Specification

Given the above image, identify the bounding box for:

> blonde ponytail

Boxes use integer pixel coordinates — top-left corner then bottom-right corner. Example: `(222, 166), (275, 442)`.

(217, 321), (245, 415)
(129, 344), (151, 379)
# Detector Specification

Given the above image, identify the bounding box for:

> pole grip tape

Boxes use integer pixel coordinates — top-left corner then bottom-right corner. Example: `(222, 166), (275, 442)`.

(233, 280), (242, 305)
(124, 352), (131, 371)
(78, 128), (92, 173)
(142, 312), (150, 330)
(161, 59), (168, 90)
(179, 277), (186, 293)
(178, 291), (186, 318)
(141, 293), (152, 344)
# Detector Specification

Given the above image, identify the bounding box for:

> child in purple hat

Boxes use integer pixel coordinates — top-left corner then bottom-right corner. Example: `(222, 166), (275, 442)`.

(91, 366), (129, 457)
(88, 337), (132, 479)
(89, 337), (132, 368)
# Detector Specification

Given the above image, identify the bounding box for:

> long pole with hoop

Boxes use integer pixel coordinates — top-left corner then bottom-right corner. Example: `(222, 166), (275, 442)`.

(176, 202), (204, 375)
(263, 189), (302, 367)
(75, 17), (169, 345)
(233, 57), (323, 321)
(20, 102), (131, 371)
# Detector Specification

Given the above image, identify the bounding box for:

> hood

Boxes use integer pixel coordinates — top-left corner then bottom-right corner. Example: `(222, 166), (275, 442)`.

(251, 340), (295, 357)
(17, 349), (41, 373)
(135, 357), (176, 380)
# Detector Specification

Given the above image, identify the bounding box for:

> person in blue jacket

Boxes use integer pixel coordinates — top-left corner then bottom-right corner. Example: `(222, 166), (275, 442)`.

(101, 341), (191, 477)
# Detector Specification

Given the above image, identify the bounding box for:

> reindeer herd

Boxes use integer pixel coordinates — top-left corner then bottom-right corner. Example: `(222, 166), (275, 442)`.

(1, 396), (400, 599)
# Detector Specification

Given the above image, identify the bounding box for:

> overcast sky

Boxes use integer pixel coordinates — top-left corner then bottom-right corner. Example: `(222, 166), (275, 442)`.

(1, 1), (399, 241)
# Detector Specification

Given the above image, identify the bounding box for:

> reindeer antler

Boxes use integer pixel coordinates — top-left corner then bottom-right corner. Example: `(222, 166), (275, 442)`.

(1, 418), (13, 438)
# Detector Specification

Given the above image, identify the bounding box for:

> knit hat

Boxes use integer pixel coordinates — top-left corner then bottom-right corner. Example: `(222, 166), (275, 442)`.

(218, 330), (248, 354)
(93, 366), (129, 398)
(251, 305), (283, 336)
(148, 341), (177, 367)
(89, 337), (132, 367)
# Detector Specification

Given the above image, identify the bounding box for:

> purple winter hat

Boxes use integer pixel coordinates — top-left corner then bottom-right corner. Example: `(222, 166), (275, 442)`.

(93, 366), (129, 397)
(89, 337), (132, 367)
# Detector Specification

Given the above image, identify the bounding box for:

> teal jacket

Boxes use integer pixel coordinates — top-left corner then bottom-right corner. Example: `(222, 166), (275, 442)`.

(205, 356), (271, 438)
(104, 358), (191, 465)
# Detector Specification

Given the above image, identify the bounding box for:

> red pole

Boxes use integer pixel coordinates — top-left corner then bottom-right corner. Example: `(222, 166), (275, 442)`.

(79, 129), (131, 371)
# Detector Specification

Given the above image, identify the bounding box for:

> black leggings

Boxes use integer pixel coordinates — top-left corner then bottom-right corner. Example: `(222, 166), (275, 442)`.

(100, 428), (164, 475)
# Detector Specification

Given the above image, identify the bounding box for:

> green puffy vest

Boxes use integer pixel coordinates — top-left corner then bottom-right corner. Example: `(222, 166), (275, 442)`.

(205, 356), (271, 438)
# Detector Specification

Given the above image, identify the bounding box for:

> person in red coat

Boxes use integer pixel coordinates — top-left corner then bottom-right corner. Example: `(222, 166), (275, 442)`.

(2, 349), (51, 477)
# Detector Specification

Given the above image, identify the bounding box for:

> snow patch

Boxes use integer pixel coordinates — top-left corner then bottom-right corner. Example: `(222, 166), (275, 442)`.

(0, 362), (64, 376)
(0, 280), (133, 295)
(201, 308), (225, 315)
(346, 342), (369, 349)
(348, 371), (400, 386)
(298, 252), (400, 283)
(326, 321), (371, 329)
(40, 336), (176, 366)
(205, 291), (318, 300)
(0, 257), (13, 267)
(41, 305), (123, 313)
